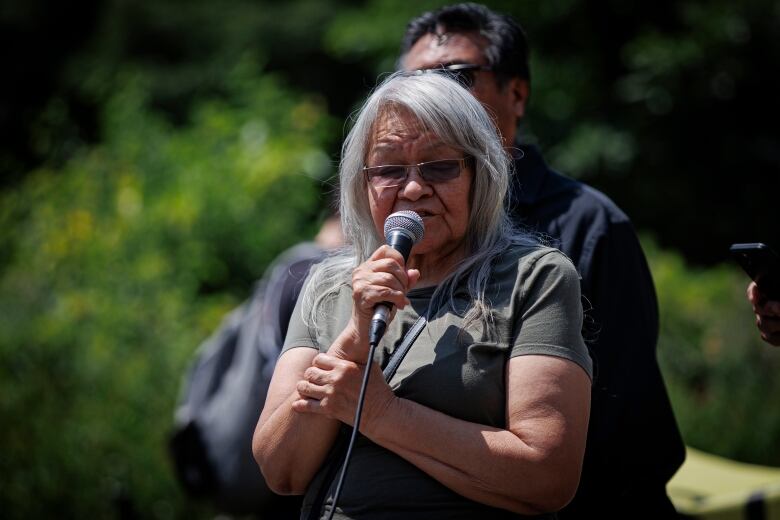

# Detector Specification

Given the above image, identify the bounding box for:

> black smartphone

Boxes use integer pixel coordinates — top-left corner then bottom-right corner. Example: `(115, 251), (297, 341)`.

(730, 243), (780, 300)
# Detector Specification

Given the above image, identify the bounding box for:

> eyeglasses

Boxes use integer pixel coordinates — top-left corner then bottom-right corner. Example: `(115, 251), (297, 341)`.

(411, 63), (492, 89)
(363, 158), (470, 189)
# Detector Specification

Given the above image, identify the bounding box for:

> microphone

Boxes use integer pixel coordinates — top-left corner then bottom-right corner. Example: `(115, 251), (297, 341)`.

(369, 210), (425, 345)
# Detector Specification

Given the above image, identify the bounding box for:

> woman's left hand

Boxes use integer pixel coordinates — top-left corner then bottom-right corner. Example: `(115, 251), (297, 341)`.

(292, 353), (396, 427)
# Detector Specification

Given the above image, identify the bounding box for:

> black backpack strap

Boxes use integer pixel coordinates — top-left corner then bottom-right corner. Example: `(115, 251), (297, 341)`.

(304, 314), (427, 520)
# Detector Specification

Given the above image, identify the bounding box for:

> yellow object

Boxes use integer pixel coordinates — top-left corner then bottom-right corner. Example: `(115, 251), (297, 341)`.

(668, 447), (780, 519)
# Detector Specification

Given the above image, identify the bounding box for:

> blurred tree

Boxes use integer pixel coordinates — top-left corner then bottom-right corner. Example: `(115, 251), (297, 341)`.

(0, 0), (369, 186)
(646, 236), (780, 466)
(0, 60), (335, 517)
(4, 0), (778, 263)
(0, 0), (101, 185)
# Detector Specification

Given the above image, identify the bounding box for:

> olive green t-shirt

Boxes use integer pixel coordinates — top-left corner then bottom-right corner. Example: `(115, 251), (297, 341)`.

(282, 245), (592, 519)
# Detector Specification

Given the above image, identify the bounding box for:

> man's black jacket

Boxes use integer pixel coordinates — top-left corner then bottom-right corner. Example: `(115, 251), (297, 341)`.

(509, 145), (685, 518)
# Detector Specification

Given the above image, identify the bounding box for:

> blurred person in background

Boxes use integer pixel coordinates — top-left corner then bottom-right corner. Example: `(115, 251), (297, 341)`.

(170, 210), (342, 518)
(398, 3), (684, 518)
(254, 71), (592, 519)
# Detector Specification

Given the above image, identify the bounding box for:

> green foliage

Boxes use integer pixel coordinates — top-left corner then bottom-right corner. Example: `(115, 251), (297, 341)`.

(0, 59), (335, 518)
(646, 237), (780, 466)
(324, 0), (450, 73)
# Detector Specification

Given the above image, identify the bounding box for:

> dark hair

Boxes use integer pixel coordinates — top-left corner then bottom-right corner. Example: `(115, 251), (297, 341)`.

(400, 3), (530, 86)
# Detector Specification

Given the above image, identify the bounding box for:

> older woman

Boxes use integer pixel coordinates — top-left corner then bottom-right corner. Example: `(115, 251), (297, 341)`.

(253, 73), (592, 519)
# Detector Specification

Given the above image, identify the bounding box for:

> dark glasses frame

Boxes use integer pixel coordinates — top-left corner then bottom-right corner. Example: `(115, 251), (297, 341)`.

(411, 63), (492, 89)
(363, 157), (472, 189)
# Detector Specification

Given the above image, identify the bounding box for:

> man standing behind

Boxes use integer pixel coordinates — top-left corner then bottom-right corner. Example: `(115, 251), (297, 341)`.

(399, 4), (684, 518)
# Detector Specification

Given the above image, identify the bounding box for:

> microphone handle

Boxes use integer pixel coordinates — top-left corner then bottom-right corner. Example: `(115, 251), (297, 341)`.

(368, 229), (417, 345)
(387, 231), (415, 262)
(369, 303), (392, 344)
(371, 302), (392, 323)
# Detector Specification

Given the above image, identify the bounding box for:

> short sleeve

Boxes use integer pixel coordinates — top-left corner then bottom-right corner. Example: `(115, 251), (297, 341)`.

(280, 267), (352, 357)
(512, 249), (593, 379)
(280, 271), (321, 355)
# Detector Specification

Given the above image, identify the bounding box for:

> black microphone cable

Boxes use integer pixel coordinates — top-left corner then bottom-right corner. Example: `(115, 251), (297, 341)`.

(324, 211), (423, 520)
(324, 338), (380, 520)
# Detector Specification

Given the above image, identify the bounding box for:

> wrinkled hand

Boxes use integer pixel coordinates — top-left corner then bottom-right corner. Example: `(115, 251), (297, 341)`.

(747, 281), (780, 346)
(351, 245), (420, 323)
(330, 245), (419, 362)
(292, 353), (395, 428)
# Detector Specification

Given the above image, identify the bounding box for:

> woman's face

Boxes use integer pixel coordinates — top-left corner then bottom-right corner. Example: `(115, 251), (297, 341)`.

(365, 108), (473, 260)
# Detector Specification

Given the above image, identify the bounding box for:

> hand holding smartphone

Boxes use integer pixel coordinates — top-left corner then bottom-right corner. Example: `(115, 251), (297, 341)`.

(730, 243), (780, 300)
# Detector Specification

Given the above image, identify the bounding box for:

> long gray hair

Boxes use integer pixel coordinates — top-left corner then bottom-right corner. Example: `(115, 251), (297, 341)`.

(303, 71), (537, 331)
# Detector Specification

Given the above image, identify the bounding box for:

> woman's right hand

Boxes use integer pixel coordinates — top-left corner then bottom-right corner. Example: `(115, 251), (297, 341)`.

(352, 245), (420, 322)
(331, 245), (420, 361)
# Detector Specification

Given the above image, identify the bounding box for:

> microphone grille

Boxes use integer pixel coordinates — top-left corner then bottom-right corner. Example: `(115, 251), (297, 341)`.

(384, 210), (425, 243)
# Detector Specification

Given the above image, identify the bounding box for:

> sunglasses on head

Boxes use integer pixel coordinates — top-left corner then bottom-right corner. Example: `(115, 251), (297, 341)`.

(363, 158), (472, 189)
(412, 63), (492, 89)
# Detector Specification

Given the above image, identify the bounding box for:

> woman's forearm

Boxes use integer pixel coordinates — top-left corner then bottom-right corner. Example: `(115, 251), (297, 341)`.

(253, 323), (376, 494)
(361, 398), (568, 514)
(253, 349), (342, 495)
(361, 356), (591, 514)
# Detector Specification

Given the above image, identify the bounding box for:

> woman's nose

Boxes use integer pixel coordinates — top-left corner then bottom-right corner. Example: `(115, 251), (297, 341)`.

(399, 167), (433, 200)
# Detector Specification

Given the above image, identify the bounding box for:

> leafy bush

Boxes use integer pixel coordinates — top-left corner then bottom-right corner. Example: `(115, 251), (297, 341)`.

(0, 60), (335, 518)
(646, 237), (780, 466)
